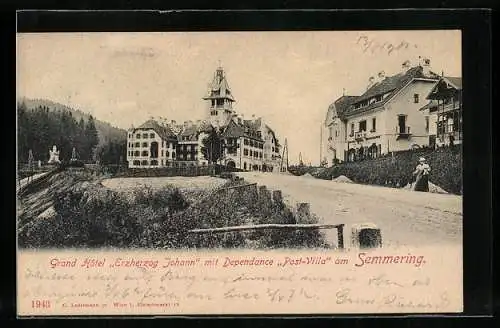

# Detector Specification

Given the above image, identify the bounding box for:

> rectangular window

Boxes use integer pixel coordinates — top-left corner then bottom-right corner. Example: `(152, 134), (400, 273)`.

(142, 142), (148, 147)
(244, 149), (248, 156)
(135, 142), (140, 147)
(350, 123), (354, 136)
(335, 130), (339, 137)
(414, 93), (419, 103)
(143, 133), (148, 139)
(425, 116), (429, 132)
(359, 120), (367, 132)
(136, 134), (141, 139)
(372, 118), (376, 132)
(447, 118), (454, 132)
(244, 139), (249, 145)
(398, 114), (407, 133)
(150, 133), (155, 138)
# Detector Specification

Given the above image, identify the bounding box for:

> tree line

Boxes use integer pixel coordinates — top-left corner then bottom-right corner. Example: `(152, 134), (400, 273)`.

(17, 102), (126, 165)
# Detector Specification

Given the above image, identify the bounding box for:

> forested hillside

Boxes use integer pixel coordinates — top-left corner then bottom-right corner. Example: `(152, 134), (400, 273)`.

(17, 99), (127, 165)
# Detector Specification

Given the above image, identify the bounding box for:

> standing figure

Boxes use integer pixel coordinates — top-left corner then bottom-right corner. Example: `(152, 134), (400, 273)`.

(413, 157), (431, 192)
(48, 145), (61, 164)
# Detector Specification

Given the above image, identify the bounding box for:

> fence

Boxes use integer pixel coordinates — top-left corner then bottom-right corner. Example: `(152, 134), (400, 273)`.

(112, 164), (242, 178)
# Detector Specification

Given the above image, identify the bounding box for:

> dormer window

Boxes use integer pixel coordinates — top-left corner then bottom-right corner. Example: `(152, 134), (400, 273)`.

(414, 94), (420, 103)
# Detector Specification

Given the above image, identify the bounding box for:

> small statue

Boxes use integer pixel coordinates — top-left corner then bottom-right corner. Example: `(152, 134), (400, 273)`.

(48, 145), (61, 164)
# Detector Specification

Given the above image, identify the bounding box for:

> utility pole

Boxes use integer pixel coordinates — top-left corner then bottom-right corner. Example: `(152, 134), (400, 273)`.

(319, 124), (323, 166)
(28, 149), (34, 183)
(280, 138), (288, 172)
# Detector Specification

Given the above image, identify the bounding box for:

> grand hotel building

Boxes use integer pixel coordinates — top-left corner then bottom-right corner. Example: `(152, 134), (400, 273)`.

(126, 66), (283, 172)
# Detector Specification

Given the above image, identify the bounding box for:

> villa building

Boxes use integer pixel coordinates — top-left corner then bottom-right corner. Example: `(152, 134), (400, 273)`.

(323, 58), (442, 164)
(420, 76), (462, 147)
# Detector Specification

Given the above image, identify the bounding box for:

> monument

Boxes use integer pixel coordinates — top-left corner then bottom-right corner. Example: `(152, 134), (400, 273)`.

(48, 145), (61, 164)
(70, 147), (77, 162)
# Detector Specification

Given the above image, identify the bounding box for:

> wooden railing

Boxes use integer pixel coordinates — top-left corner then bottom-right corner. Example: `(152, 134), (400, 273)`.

(190, 223), (345, 249)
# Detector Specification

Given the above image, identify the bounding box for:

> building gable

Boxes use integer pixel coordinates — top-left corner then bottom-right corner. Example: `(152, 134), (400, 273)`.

(343, 66), (440, 118)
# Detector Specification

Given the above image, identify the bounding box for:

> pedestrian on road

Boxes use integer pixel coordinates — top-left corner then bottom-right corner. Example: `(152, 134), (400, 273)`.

(412, 157), (431, 192)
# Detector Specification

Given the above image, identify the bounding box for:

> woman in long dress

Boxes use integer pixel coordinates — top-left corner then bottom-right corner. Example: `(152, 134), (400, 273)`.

(413, 157), (431, 192)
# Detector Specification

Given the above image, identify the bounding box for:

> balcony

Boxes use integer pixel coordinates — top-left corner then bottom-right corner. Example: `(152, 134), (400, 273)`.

(354, 131), (367, 141)
(396, 126), (412, 140)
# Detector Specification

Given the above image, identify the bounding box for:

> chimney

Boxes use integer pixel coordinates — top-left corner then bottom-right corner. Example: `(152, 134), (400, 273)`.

(402, 60), (411, 72)
(367, 76), (375, 90)
(183, 121), (188, 127)
(419, 57), (431, 76)
(378, 70), (386, 80)
(171, 120), (176, 125)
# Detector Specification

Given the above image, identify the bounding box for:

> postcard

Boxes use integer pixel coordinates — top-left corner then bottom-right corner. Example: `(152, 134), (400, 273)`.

(16, 30), (463, 316)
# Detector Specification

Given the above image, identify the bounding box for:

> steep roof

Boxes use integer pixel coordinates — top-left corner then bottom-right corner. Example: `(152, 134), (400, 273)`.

(445, 77), (462, 90)
(426, 76), (462, 100)
(198, 120), (213, 133)
(220, 118), (263, 141)
(179, 125), (199, 138)
(221, 119), (245, 138)
(135, 119), (177, 140)
(203, 67), (235, 101)
(332, 96), (359, 119)
(343, 66), (440, 117)
(178, 120), (215, 141)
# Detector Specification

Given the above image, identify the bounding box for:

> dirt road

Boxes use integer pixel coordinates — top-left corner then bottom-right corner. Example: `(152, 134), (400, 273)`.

(236, 172), (462, 248)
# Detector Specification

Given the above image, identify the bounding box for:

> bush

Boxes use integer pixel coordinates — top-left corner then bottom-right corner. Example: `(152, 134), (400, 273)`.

(313, 145), (462, 194)
(18, 181), (192, 249)
(180, 182), (329, 249)
(18, 175), (329, 249)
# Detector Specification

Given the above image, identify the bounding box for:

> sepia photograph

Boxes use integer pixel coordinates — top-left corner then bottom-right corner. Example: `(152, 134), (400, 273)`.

(16, 29), (464, 315)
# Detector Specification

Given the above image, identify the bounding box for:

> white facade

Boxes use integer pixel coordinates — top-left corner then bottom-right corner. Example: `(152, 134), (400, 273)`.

(127, 128), (177, 168)
(323, 62), (440, 164)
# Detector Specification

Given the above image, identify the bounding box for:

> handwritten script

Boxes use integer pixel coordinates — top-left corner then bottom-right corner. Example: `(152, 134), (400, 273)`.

(356, 35), (418, 56)
(18, 249), (462, 315)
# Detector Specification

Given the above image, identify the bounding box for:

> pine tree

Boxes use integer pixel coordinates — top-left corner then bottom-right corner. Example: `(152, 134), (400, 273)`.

(17, 102), (28, 163)
(85, 115), (99, 161)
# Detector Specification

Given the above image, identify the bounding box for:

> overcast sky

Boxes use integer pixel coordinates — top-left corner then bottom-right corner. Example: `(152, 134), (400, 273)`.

(17, 31), (461, 165)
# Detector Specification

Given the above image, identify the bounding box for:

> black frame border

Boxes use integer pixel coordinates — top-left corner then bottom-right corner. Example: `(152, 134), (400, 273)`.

(4, 8), (494, 324)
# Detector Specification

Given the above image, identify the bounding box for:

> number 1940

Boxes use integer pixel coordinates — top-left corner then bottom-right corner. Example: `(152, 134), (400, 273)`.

(31, 300), (51, 309)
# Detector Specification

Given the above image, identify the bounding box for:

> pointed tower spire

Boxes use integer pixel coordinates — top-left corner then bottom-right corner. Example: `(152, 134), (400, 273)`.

(204, 65), (236, 129)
